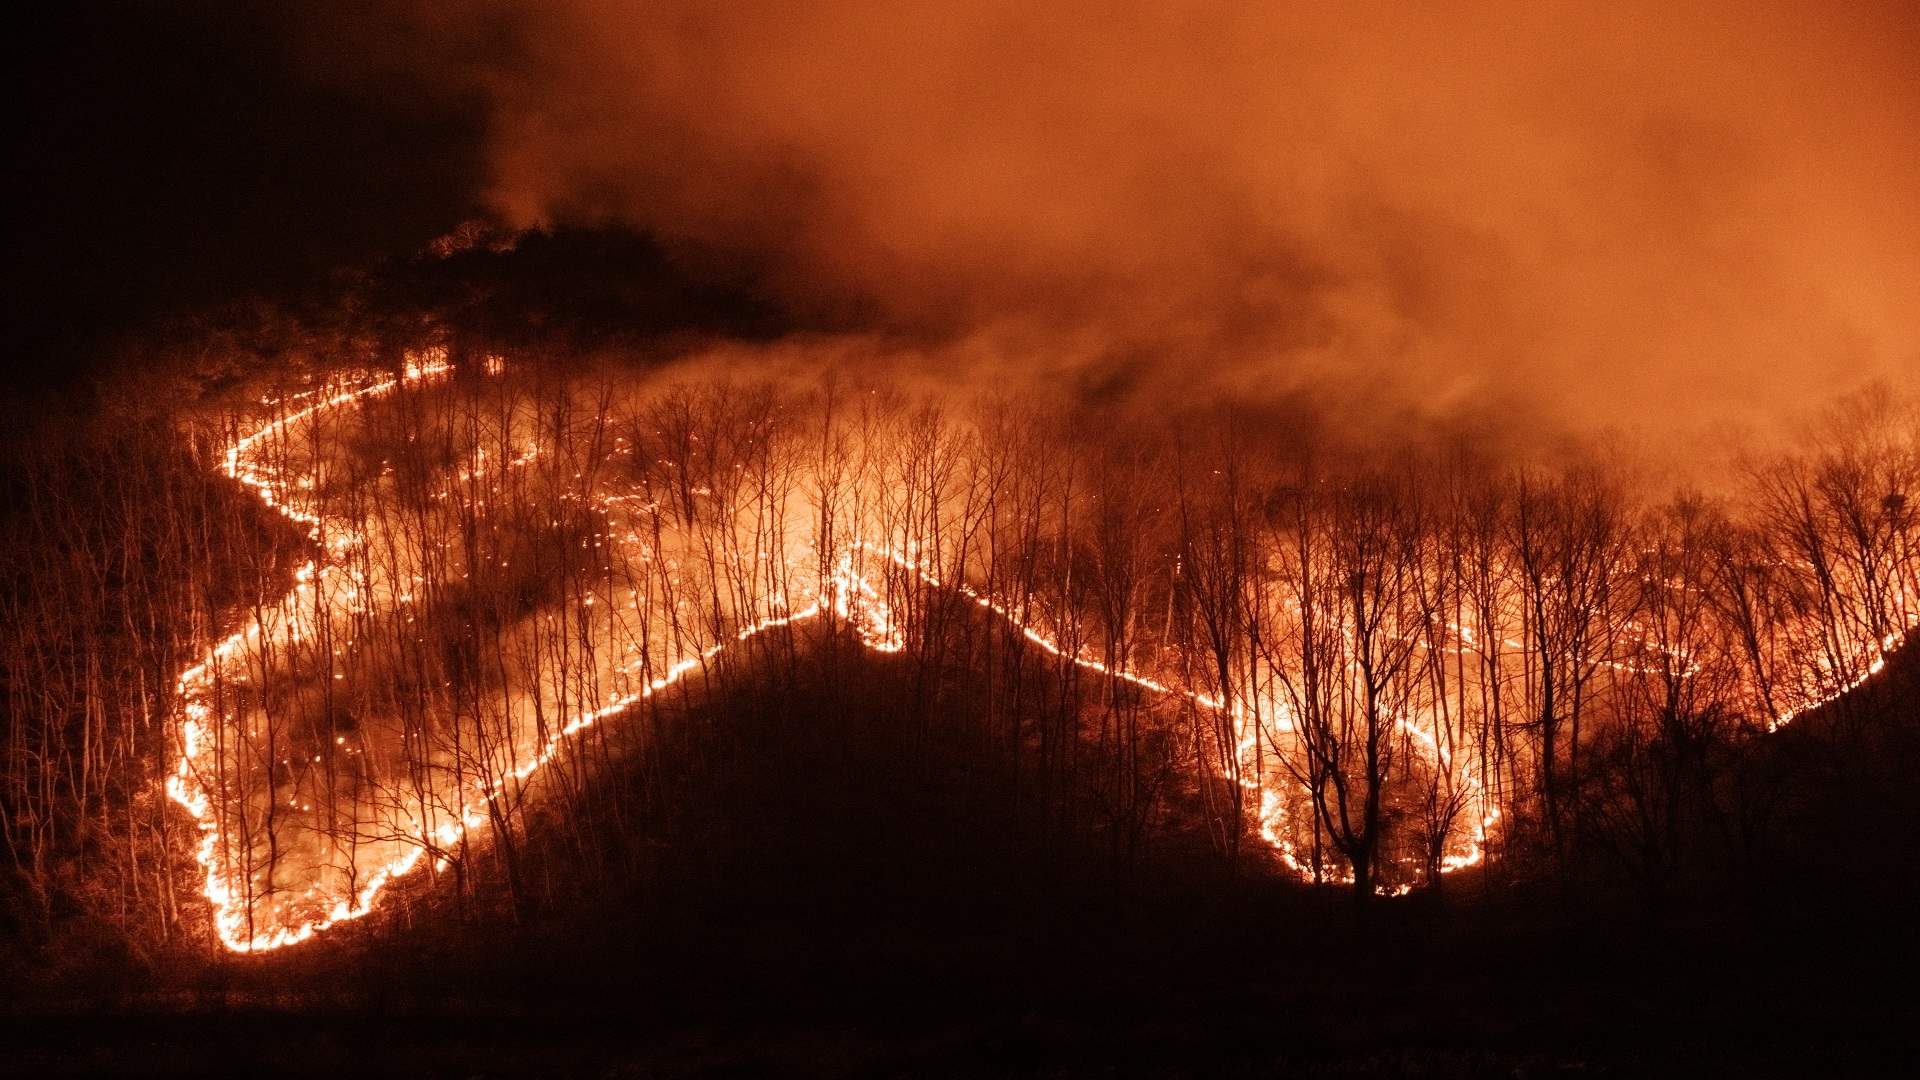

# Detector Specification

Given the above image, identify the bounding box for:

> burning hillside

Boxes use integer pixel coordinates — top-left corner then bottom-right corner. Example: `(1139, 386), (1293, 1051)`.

(6, 3), (1920, 1073)
(158, 345), (1917, 951)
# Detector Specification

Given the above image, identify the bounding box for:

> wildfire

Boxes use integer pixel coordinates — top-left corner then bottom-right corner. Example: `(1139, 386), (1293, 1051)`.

(166, 351), (1912, 951)
(169, 357), (455, 951)
(166, 354), (924, 950)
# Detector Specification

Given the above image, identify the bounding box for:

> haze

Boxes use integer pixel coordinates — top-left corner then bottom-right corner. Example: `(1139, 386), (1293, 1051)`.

(284, 0), (1917, 444)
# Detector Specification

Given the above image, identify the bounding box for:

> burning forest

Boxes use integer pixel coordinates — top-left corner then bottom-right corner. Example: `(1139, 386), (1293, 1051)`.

(155, 346), (1919, 952)
(5, 1), (1920, 1075)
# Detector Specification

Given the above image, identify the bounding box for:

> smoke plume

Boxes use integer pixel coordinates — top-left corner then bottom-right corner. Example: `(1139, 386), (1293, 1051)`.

(299, 1), (1918, 448)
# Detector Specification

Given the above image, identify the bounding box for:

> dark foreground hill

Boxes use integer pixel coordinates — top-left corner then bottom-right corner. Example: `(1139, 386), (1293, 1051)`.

(4, 636), (1920, 1077)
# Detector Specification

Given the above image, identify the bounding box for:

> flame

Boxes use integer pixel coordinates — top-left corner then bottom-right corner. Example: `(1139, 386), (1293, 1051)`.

(166, 352), (1911, 949)
(166, 354), (917, 950)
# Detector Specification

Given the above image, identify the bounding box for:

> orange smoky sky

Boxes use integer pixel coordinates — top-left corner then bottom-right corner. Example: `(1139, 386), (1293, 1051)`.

(312, 0), (1918, 444)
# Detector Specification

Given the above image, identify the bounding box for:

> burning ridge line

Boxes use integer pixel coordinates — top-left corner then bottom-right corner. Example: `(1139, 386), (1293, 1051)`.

(156, 354), (1532, 948)
(165, 356), (917, 951)
(855, 542), (1501, 888)
(166, 353), (1902, 951)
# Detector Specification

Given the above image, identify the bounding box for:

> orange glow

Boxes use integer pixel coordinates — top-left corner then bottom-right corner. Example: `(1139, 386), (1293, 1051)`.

(167, 352), (1913, 950)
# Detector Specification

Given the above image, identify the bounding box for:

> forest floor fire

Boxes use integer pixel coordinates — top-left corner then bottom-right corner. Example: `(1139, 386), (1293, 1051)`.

(163, 348), (1915, 955)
